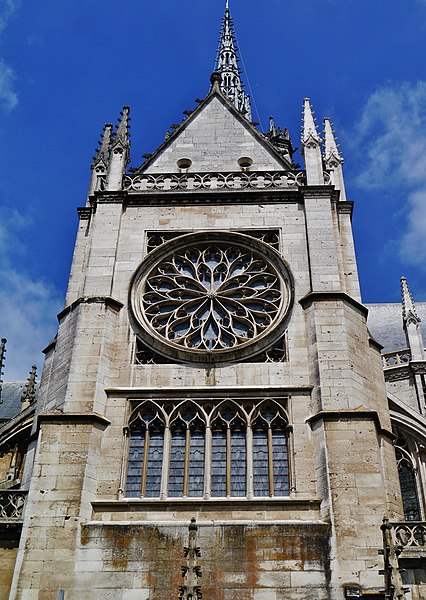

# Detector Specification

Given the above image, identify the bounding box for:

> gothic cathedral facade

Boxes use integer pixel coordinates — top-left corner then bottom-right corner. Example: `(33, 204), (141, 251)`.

(1, 3), (426, 599)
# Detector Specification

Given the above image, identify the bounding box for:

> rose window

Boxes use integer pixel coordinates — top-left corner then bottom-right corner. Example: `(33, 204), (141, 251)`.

(131, 232), (292, 362)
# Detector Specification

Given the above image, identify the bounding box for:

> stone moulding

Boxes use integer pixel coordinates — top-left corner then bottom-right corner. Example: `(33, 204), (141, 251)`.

(123, 170), (306, 193)
(36, 412), (111, 432)
(299, 291), (369, 318)
(306, 409), (395, 441)
(58, 296), (124, 322)
(104, 384), (314, 398)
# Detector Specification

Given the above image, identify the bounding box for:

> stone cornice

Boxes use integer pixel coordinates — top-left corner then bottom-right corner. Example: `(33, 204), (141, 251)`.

(306, 409), (395, 441)
(58, 296), (124, 322)
(77, 207), (92, 220)
(336, 201), (354, 216)
(300, 186), (338, 201)
(36, 412), (111, 431)
(123, 190), (303, 207)
(94, 191), (127, 204)
(105, 384), (314, 398)
(299, 291), (369, 318)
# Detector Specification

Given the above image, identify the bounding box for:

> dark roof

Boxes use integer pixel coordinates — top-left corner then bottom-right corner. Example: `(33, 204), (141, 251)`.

(0, 382), (25, 422)
(366, 302), (426, 353)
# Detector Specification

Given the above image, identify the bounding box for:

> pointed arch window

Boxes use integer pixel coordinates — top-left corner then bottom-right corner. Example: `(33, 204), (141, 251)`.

(395, 433), (422, 521)
(125, 398), (290, 500)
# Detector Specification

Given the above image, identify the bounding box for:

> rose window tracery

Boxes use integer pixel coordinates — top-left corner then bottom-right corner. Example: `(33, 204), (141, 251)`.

(131, 232), (292, 362)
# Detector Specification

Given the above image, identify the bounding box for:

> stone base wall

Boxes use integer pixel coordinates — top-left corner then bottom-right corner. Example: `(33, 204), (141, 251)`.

(0, 547), (18, 599)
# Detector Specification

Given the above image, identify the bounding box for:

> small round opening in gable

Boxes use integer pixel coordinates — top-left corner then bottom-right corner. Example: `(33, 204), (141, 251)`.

(177, 158), (192, 170)
(238, 157), (253, 170)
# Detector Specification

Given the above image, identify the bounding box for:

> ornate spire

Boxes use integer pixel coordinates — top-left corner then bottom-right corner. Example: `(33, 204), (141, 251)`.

(179, 518), (202, 600)
(302, 98), (321, 146)
(21, 365), (37, 406)
(323, 117), (346, 200)
(106, 106), (131, 191)
(214, 1), (251, 120)
(0, 338), (6, 405)
(379, 518), (408, 600)
(92, 123), (113, 170)
(401, 277), (425, 361)
(401, 277), (420, 326)
(301, 98), (324, 185)
(112, 106), (130, 152)
(323, 118), (343, 164)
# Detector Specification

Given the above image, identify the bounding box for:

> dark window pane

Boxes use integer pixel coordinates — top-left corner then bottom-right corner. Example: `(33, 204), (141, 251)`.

(253, 430), (269, 496)
(272, 432), (289, 495)
(169, 430), (186, 497)
(126, 431), (144, 497)
(188, 432), (205, 497)
(231, 430), (246, 497)
(211, 429), (227, 496)
(399, 460), (421, 521)
(145, 431), (164, 498)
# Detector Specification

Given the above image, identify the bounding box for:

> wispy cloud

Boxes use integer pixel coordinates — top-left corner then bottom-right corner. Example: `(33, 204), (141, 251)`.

(0, 0), (20, 33)
(0, 208), (62, 380)
(0, 0), (20, 111)
(352, 81), (426, 268)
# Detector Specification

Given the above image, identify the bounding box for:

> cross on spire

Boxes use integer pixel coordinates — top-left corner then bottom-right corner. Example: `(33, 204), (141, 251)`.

(214, 1), (251, 120)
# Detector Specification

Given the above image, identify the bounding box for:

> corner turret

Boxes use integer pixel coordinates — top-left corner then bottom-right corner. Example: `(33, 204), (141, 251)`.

(324, 117), (346, 200)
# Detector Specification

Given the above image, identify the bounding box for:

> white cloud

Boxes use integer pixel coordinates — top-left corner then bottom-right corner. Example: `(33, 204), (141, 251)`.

(0, 208), (62, 380)
(0, 59), (17, 110)
(0, 0), (20, 34)
(352, 81), (426, 267)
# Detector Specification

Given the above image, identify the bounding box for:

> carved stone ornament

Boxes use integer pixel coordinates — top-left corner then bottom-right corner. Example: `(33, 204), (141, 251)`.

(130, 231), (293, 363)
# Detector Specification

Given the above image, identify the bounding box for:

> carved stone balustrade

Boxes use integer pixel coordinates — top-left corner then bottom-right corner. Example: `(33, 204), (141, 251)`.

(0, 490), (27, 521)
(123, 170), (306, 193)
(382, 349), (412, 369)
(390, 521), (426, 550)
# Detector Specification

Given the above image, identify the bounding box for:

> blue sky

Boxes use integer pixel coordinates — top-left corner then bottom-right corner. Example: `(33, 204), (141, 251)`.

(1, 0), (426, 378)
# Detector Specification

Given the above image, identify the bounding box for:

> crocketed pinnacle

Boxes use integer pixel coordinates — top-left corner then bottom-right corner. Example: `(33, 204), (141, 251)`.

(214, 0), (251, 120)
(21, 365), (37, 405)
(91, 123), (113, 169)
(302, 98), (321, 146)
(401, 276), (421, 325)
(179, 518), (202, 600)
(112, 106), (130, 150)
(323, 117), (343, 164)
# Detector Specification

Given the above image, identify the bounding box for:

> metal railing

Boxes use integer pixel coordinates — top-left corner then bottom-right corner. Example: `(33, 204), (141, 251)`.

(0, 490), (27, 520)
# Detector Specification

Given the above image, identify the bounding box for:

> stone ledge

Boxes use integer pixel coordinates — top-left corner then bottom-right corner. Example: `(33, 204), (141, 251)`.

(299, 291), (369, 318)
(104, 384), (314, 398)
(36, 412), (111, 432)
(58, 296), (124, 322)
(306, 409), (395, 441)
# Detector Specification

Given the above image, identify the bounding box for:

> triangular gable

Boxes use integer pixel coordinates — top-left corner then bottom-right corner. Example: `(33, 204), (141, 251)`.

(138, 92), (291, 174)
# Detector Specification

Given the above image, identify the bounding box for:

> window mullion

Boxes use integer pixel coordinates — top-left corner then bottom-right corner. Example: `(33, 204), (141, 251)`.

(226, 426), (232, 498)
(267, 426), (274, 497)
(204, 426), (212, 500)
(246, 424), (254, 500)
(160, 426), (171, 500)
(141, 429), (150, 497)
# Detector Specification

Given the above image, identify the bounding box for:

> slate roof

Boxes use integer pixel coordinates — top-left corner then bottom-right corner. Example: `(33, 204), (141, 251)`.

(366, 302), (426, 353)
(0, 382), (26, 423)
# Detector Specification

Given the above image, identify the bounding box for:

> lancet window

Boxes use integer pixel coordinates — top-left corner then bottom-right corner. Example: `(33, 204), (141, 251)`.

(125, 398), (290, 500)
(394, 431), (422, 521)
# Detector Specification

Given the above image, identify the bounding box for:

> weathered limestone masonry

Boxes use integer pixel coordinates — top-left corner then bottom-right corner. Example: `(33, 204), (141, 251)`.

(6, 3), (417, 599)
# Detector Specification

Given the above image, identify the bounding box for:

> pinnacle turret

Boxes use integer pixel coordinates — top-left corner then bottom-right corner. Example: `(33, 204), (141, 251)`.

(214, 1), (251, 120)
(106, 106), (131, 190)
(323, 117), (346, 200)
(21, 365), (37, 407)
(88, 123), (113, 196)
(401, 276), (425, 361)
(301, 99), (324, 185)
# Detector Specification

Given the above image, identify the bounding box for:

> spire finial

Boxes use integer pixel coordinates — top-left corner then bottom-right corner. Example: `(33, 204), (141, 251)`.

(214, 2), (252, 120)
(0, 338), (6, 405)
(21, 365), (37, 406)
(113, 106), (130, 151)
(302, 98), (321, 145)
